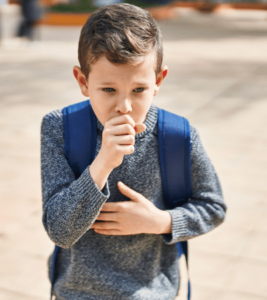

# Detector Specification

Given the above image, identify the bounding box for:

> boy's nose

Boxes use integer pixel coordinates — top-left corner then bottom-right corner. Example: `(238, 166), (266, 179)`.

(116, 98), (132, 114)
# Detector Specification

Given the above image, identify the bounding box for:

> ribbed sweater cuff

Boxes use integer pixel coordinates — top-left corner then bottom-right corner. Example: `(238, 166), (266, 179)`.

(76, 166), (110, 203)
(161, 209), (188, 245)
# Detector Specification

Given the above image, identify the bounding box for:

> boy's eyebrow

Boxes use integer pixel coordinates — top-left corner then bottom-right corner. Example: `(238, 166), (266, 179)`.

(133, 81), (150, 86)
(99, 81), (149, 86)
(99, 82), (116, 85)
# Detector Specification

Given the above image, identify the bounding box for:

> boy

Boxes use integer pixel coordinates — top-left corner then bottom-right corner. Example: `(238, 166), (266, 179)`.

(41, 3), (227, 300)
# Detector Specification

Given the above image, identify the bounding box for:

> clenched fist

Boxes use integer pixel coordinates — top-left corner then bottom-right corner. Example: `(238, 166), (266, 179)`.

(89, 115), (146, 191)
(98, 114), (146, 170)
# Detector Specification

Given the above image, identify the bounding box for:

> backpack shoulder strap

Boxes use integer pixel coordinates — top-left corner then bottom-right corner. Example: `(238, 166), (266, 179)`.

(63, 99), (97, 179)
(157, 107), (191, 300)
(158, 108), (191, 208)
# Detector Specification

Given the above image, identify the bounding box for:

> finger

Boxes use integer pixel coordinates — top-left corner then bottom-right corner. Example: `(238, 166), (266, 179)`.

(117, 144), (135, 155)
(108, 115), (135, 129)
(91, 220), (108, 229)
(94, 229), (121, 235)
(96, 212), (118, 221)
(93, 221), (118, 230)
(101, 202), (122, 212)
(135, 123), (146, 134)
(109, 124), (136, 136)
(117, 181), (140, 201)
(113, 135), (135, 146)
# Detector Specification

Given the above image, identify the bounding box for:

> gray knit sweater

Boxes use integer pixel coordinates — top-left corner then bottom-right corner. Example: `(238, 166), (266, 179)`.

(41, 102), (227, 300)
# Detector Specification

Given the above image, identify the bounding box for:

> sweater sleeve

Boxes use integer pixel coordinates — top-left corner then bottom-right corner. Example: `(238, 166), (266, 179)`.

(161, 125), (227, 245)
(41, 109), (110, 249)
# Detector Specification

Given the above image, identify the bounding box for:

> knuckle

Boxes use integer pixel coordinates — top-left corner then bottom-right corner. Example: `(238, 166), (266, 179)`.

(124, 115), (130, 122)
(125, 124), (132, 133)
(125, 146), (134, 154)
(103, 128), (110, 138)
(104, 119), (110, 126)
(117, 202), (125, 211)
(102, 130), (106, 138)
(129, 136), (135, 144)
(125, 115), (134, 126)
(115, 144), (121, 152)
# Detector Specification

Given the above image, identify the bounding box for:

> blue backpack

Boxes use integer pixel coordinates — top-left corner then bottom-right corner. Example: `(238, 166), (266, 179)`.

(49, 99), (192, 300)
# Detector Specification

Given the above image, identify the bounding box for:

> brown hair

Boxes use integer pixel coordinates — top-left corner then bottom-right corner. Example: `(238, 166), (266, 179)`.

(78, 3), (163, 80)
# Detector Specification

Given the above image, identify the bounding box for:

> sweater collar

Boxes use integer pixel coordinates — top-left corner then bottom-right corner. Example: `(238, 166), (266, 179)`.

(96, 103), (158, 139)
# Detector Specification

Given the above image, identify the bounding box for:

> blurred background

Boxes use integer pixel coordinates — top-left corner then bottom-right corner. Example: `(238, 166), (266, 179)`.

(0, 0), (267, 299)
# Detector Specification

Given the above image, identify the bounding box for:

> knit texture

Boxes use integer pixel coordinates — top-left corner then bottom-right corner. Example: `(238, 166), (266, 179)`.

(41, 102), (227, 300)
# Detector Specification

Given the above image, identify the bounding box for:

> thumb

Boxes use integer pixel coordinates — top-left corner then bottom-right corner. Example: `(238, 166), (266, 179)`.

(135, 123), (146, 135)
(117, 181), (140, 202)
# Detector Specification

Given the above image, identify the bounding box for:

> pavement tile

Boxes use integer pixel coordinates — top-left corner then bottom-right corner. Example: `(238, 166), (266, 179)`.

(0, 209), (54, 257)
(226, 257), (267, 297)
(155, 76), (238, 117)
(208, 146), (267, 175)
(0, 155), (41, 217)
(0, 287), (47, 300)
(240, 230), (267, 262)
(0, 245), (51, 299)
(176, 260), (225, 300)
(210, 288), (267, 300)
(0, 140), (40, 158)
(190, 223), (248, 257)
(220, 168), (266, 193)
(0, 189), (41, 218)
(217, 187), (267, 232)
(0, 213), (22, 231)
(189, 250), (235, 289)
(176, 282), (221, 300)
(190, 217), (267, 262)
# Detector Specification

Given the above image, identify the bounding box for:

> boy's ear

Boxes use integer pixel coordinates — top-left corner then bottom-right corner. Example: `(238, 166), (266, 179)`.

(154, 66), (168, 97)
(73, 66), (90, 97)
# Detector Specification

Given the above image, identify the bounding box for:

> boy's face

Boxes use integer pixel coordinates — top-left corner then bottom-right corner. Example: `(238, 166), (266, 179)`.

(73, 52), (168, 126)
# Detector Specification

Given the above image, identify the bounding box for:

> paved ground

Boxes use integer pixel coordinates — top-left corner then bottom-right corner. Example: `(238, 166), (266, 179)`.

(0, 4), (267, 300)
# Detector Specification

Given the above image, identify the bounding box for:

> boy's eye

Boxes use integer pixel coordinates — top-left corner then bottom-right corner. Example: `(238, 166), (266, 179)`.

(133, 88), (145, 93)
(102, 88), (115, 92)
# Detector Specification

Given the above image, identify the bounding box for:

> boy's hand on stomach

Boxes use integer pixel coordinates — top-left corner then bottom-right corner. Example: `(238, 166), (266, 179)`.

(90, 182), (172, 235)
(98, 114), (146, 171)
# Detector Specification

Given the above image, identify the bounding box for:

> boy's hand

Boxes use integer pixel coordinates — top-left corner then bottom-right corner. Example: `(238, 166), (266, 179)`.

(90, 182), (172, 235)
(98, 115), (146, 171)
